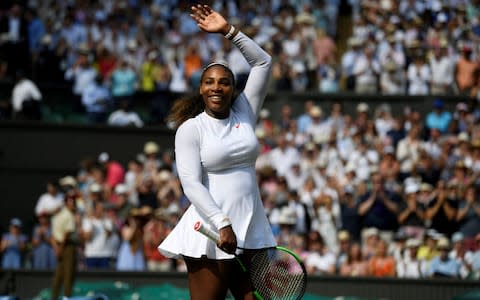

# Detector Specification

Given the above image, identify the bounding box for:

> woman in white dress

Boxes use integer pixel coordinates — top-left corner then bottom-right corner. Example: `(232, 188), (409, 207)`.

(158, 4), (276, 299)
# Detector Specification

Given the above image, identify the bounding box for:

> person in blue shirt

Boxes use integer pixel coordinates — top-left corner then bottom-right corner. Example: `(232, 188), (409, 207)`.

(428, 237), (461, 278)
(425, 99), (452, 134)
(0, 218), (28, 269)
(82, 74), (111, 123)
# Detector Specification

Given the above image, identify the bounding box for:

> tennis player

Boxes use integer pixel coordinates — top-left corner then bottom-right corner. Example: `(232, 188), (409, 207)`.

(158, 3), (276, 299)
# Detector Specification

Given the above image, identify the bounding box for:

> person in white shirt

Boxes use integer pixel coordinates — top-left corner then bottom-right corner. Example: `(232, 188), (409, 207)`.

(81, 201), (115, 269)
(397, 238), (426, 278)
(35, 180), (64, 217)
(107, 99), (144, 127)
(353, 45), (381, 94)
(11, 70), (42, 120)
(407, 53), (431, 95)
(269, 133), (301, 177)
(429, 44), (454, 95)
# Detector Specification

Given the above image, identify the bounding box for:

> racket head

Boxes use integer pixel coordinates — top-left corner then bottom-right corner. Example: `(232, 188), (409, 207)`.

(248, 246), (307, 300)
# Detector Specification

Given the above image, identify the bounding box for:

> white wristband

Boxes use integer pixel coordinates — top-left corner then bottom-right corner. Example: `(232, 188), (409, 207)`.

(224, 25), (235, 40)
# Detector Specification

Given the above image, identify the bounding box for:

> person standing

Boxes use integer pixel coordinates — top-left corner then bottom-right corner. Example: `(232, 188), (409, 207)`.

(158, 4), (276, 299)
(50, 195), (78, 300)
(0, 218), (27, 269)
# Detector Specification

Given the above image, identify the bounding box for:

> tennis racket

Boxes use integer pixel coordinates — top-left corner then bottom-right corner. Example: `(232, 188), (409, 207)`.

(194, 221), (307, 300)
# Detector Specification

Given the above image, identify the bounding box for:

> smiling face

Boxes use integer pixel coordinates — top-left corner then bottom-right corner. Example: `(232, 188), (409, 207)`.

(200, 64), (235, 119)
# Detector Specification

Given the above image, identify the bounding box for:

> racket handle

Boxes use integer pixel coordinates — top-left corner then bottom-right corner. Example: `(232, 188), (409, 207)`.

(194, 221), (220, 243)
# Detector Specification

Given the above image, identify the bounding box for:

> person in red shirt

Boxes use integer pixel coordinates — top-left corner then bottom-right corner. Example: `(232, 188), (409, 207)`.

(98, 152), (125, 204)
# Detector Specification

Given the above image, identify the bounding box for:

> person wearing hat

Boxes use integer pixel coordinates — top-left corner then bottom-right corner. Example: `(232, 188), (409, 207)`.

(425, 98), (452, 133)
(336, 230), (351, 272)
(396, 238), (425, 278)
(341, 37), (362, 91)
(143, 141), (162, 174)
(0, 218), (27, 269)
(50, 195), (78, 299)
(116, 208), (147, 271)
(353, 44), (381, 94)
(428, 237), (461, 278)
(397, 183), (426, 240)
(449, 232), (474, 278)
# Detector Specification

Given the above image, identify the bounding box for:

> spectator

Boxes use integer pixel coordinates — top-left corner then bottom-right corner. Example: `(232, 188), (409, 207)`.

(353, 45), (380, 94)
(341, 37), (363, 91)
(109, 59), (138, 108)
(81, 73), (111, 124)
(397, 183), (426, 240)
(425, 99), (452, 133)
(340, 186), (362, 242)
(426, 181), (459, 237)
(34, 180), (64, 218)
(449, 232), (474, 279)
(455, 46), (478, 95)
(64, 45), (97, 113)
(336, 230), (352, 272)
(339, 242), (368, 276)
(11, 69), (42, 120)
(97, 152), (125, 204)
(407, 52), (431, 95)
(143, 209), (172, 271)
(304, 230), (336, 275)
(396, 125), (423, 179)
(357, 174), (400, 235)
(81, 201), (115, 269)
(456, 184), (480, 240)
(429, 44), (454, 95)
(0, 218), (27, 269)
(368, 239), (396, 277)
(116, 209), (146, 271)
(107, 98), (144, 127)
(428, 237), (461, 278)
(396, 238), (425, 278)
(269, 133), (301, 177)
(31, 213), (56, 270)
(471, 234), (480, 279)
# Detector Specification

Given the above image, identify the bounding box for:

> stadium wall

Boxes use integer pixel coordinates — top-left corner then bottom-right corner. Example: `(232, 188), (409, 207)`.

(1, 269), (479, 300)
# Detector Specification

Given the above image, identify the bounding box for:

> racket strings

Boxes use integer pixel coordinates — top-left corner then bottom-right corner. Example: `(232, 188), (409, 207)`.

(249, 249), (306, 300)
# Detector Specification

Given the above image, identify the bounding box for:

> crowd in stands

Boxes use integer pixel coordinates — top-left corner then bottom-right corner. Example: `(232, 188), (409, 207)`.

(2, 98), (480, 280)
(3, 0), (480, 124)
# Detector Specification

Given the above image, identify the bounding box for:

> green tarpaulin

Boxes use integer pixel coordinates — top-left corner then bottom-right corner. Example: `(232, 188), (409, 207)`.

(33, 281), (367, 300)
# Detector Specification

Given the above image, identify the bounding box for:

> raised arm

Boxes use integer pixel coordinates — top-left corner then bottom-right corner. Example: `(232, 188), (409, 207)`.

(190, 4), (272, 119)
(231, 32), (272, 117)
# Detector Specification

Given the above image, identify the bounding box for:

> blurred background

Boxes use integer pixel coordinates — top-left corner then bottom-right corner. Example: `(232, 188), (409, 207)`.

(1, 0), (480, 299)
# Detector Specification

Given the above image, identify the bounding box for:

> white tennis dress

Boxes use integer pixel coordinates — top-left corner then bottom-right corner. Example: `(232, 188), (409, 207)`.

(158, 32), (276, 260)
